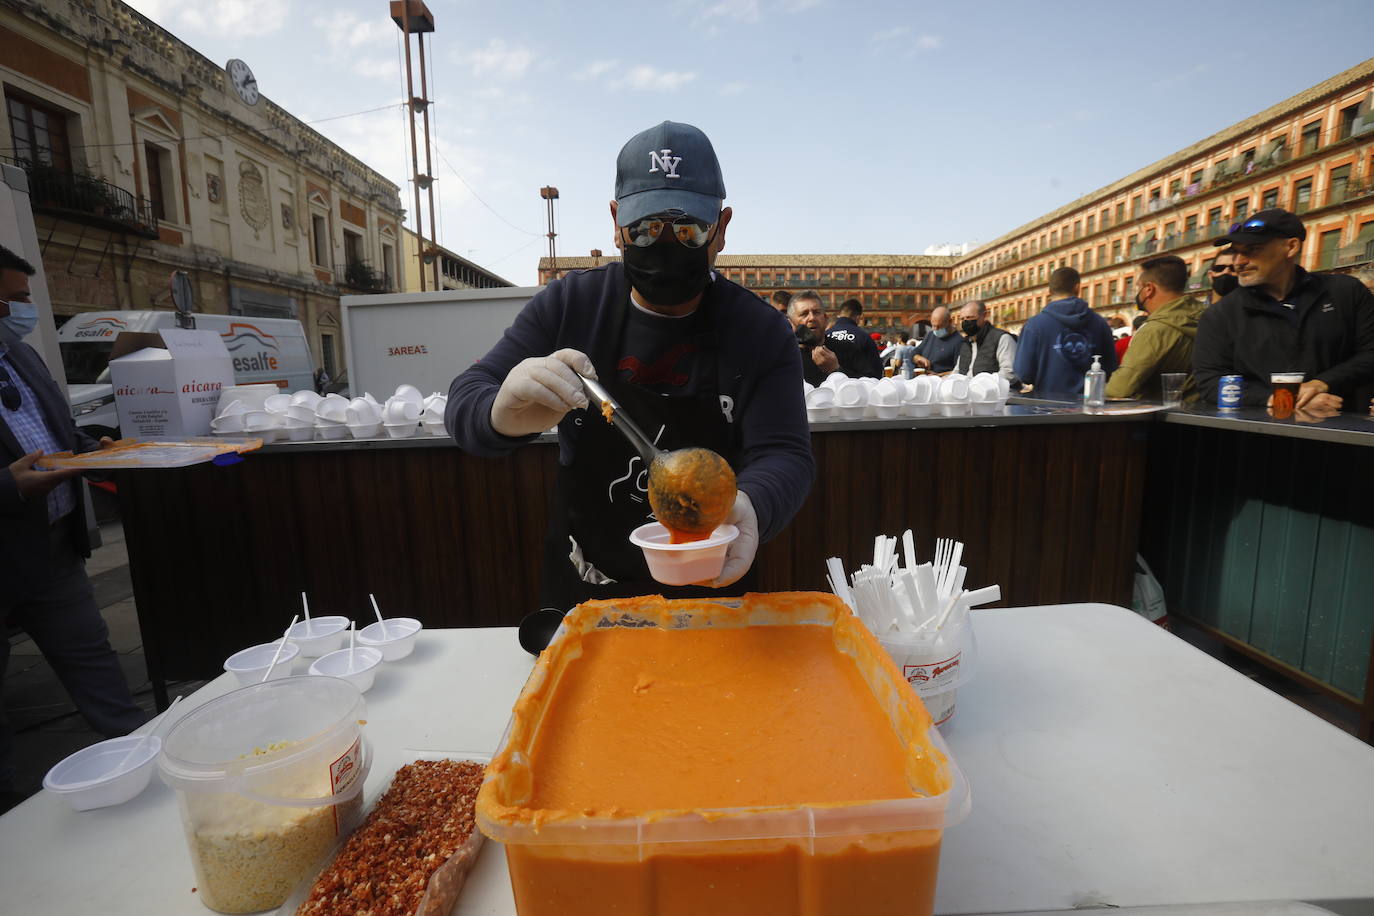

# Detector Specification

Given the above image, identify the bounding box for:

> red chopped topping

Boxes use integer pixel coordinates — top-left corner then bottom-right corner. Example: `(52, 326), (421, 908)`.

(297, 760), (484, 916)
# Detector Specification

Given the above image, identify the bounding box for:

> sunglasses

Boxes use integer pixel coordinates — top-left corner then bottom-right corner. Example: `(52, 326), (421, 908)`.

(0, 362), (20, 410)
(624, 213), (716, 249)
(1209, 263), (1237, 273)
(1227, 216), (1275, 234)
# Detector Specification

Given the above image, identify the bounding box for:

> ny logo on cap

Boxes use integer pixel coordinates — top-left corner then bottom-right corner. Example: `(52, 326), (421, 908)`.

(648, 149), (683, 179)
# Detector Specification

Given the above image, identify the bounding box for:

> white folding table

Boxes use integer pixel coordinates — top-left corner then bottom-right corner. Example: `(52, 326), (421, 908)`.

(2, 604), (1371, 915)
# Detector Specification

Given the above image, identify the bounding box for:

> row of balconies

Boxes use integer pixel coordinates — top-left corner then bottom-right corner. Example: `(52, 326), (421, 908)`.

(957, 116), (1374, 284)
(743, 273), (950, 290)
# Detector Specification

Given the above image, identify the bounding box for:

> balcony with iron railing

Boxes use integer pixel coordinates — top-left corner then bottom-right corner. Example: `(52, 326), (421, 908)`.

(1335, 238), (1374, 268)
(4, 156), (159, 239)
(336, 259), (393, 292)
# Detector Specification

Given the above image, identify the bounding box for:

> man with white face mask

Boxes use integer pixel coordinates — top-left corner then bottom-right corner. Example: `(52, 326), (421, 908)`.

(0, 244), (144, 811)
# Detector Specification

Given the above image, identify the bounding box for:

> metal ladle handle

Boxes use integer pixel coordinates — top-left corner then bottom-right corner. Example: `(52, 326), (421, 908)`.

(579, 374), (660, 465)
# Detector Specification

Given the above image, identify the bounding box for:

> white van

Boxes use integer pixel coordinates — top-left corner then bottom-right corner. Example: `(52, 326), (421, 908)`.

(59, 311), (315, 437)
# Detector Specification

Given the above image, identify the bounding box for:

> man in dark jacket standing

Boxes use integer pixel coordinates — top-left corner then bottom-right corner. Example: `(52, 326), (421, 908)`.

(1194, 208), (1374, 410)
(446, 122), (814, 612)
(824, 299), (882, 378)
(1, 245), (144, 809)
(1013, 267), (1117, 399)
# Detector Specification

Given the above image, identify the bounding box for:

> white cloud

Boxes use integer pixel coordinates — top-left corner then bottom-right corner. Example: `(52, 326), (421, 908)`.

(610, 66), (698, 92)
(175, 0), (288, 37)
(351, 57), (398, 81)
(575, 59), (619, 81)
(313, 12), (393, 52)
(871, 27), (942, 51)
(701, 0), (761, 23)
(776, 0), (821, 10)
(462, 38), (534, 80)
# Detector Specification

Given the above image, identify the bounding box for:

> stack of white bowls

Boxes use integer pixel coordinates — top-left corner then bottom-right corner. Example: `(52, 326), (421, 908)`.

(314, 393), (351, 439)
(346, 396), (383, 438)
(901, 375), (938, 417)
(868, 378), (902, 420)
(803, 383), (836, 422)
(383, 384), (423, 438)
(937, 374), (972, 416)
(421, 393), (447, 436)
(210, 398), (251, 435)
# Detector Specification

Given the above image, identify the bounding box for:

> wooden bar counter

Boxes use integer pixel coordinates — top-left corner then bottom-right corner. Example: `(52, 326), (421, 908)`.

(118, 405), (1153, 695)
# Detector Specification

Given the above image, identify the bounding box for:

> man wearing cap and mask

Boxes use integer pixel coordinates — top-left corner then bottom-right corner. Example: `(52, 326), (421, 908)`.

(0, 244), (144, 811)
(1206, 248), (1239, 304)
(1194, 208), (1374, 410)
(446, 122), (814, 614)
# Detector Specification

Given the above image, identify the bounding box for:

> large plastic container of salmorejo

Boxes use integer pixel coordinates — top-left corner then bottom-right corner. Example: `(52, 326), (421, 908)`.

(476, 592), (971, 916)
(158, 677), (370, 915)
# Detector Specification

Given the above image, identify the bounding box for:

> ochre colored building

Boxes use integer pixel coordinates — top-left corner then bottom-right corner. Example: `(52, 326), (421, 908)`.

(951, 58), (1374, 333)
(1, 0), (405, 375)
(539, 253), (955, 329)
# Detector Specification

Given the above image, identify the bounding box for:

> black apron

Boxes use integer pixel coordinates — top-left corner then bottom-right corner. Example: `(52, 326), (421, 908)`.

(538, 281), (756, 611)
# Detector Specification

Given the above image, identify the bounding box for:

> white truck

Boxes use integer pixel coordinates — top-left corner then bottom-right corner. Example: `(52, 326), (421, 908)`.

(59, 311), (315, 437)
(341, 286), (535, 400)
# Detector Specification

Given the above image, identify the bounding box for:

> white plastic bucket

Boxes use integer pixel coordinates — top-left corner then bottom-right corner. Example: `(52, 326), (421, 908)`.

(877, 615), (978, 728)
(158, 677), (370, 914)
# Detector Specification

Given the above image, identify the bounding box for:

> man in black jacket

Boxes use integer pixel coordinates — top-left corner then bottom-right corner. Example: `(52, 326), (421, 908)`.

(788, 290), (837, 386)
(1, 245), (144, 808)
(1194, 209), (1374, 410)
(954, 299), (1018, 382)
(825, 299), (882, 378)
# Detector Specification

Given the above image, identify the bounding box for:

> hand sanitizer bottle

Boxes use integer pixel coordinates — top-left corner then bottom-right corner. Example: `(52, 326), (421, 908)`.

(1084, 354), (1106, 407)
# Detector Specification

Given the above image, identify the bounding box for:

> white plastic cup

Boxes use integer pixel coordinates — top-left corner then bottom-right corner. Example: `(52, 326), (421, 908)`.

(628, 523), (739, 586)
(285, 616), (349, 657)
(43, 735), (162, 811)
(224, 640), (301, 685)
(358, 618), (422, 660)
(309, 646), (383, 694)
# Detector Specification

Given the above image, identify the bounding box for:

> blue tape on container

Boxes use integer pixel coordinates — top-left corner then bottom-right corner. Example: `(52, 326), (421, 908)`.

(212, 452), (244, 467)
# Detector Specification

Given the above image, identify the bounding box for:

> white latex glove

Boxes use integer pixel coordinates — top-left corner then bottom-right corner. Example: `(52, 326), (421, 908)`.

(491, 348), (596, 437)
(708, 489), (758, 588)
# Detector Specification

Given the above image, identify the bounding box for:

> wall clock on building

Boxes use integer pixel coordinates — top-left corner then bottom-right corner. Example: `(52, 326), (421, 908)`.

(226, 59), (259, 106)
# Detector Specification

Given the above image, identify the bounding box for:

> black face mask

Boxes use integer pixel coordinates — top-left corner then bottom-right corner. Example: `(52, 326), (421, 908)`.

(960, 319), (980, 337)
(1211, 273), (1240, 297)
(622, 234), (713, 307)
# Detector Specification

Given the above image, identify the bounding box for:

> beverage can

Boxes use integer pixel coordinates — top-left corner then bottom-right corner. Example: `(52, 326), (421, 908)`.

(1218, 375), (1244, 410)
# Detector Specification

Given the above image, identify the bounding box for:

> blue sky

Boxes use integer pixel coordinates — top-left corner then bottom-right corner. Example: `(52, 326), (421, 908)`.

(124, 0), (1374, 285)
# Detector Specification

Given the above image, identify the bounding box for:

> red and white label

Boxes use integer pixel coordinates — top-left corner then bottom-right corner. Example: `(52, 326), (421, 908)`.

(902, 651), (961, 694)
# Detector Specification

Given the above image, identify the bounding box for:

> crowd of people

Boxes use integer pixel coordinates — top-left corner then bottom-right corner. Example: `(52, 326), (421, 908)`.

(776, 207), (1374, 418)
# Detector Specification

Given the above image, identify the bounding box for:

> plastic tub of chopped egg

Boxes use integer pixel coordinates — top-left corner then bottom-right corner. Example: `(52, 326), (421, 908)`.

(158, 677), (371, 914)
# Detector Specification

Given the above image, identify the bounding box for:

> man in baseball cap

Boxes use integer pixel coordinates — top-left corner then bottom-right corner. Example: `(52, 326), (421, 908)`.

(1193, 207), (1374, 412)
(446, 122), (812, 635)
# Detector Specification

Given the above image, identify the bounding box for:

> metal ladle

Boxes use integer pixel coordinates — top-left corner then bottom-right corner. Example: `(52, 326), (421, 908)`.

(578, 374), (736, 540)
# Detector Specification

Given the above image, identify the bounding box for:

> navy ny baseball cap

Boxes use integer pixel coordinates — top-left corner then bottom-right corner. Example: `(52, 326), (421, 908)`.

(614, 121), (726, 227)
(1213, 208), (1307, 246)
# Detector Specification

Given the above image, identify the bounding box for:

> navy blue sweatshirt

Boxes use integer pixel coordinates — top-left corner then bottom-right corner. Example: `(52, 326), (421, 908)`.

(445, 263), (815, 543)
(1013, 297), (1118, 399)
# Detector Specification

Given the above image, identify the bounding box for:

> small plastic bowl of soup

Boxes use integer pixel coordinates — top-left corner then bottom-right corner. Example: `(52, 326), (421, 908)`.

(629, 523), (738, 586)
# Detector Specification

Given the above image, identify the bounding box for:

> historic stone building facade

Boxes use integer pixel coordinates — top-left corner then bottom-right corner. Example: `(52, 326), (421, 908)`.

(951, 58), (1374, 333)
(1, 0), (405, 375)
(401, 227), (512, 293)
(539, 253), (955, 330)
